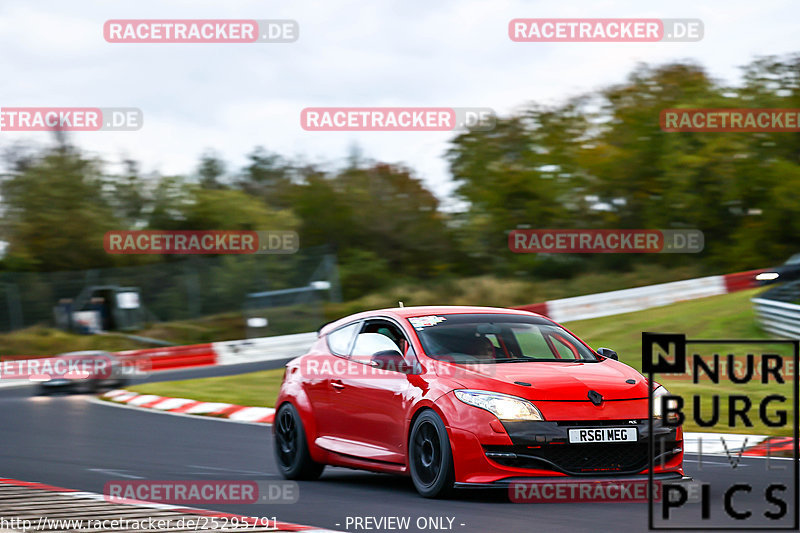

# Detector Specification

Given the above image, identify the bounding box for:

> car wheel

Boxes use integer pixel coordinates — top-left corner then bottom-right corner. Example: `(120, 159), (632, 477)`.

(273, 403), (324, 480)
(409, 410), (455, 498)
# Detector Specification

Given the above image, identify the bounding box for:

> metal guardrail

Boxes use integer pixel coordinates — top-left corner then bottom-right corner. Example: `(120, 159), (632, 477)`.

(213, 332), (318, 365)
(752, 297), (800, 338)
(752, 279), (800, 339)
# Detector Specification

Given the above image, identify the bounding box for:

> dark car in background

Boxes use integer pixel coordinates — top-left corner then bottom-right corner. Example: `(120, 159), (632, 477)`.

(756, 253), (800, 285)
(36, 351), (129, 394)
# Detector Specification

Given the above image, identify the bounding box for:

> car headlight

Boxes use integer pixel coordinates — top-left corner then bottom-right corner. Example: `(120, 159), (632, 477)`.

(652, 385), (680, 423)
(756, 272), (779, 281)
(454, 390), (544, 421)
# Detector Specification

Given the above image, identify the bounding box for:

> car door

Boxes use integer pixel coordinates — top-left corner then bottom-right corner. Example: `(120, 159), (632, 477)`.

(326, 319), (417, 464)
(305, 321), (360, 439)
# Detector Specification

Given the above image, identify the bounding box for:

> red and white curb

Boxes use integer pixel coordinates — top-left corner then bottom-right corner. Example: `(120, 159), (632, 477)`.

(684, 432), (795, 457)
(102, 389), (275, 424)
(0, 477), (339, 532)
(101, 390), (795, 457)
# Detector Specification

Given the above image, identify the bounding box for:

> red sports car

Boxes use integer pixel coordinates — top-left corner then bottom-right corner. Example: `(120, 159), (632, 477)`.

(273, 306), (685, 497)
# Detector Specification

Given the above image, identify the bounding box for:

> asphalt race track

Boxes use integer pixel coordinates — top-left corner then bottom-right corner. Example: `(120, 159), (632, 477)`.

(0, 363), (796, 533)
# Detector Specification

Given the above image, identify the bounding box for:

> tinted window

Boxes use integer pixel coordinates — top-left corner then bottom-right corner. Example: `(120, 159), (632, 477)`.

(410, 313), (596, 363)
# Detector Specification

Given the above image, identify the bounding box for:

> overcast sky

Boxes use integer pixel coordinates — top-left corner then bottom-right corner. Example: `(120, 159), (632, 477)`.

(1, 0), (797, 205)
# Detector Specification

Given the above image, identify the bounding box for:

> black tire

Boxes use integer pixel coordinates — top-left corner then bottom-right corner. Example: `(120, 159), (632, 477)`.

(408, 410), (455, 498)
(273, 403), (325, 480)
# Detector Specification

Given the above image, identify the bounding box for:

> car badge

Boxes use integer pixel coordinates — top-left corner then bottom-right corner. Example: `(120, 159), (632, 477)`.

(587, 390), (603, 406)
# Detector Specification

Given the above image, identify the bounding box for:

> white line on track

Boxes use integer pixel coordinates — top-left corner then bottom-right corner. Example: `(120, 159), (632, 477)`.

(187, 464), (277, 476)
(88, 468), (144, 479)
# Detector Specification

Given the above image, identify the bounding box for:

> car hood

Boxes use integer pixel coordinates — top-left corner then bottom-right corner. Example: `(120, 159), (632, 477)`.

(435, 359), (648, 401)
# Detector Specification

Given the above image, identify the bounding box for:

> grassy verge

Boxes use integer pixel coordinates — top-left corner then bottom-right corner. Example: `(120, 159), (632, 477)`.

(326, 264), (704, 319)
(123, 368), (285, 408)
(0, 327), (149, 358)
(564, 288), (769, 369)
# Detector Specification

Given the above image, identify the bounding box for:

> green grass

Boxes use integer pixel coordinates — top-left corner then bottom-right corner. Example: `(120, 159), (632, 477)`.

(124, 368), (286, 408)
(563, 288), (769, 370)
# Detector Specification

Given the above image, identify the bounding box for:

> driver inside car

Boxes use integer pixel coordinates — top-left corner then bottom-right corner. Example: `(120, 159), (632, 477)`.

(471, 336), (496, 361)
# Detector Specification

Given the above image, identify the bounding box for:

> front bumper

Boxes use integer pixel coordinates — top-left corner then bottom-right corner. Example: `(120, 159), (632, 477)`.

(455, 473), (691, 490)
(489, 419), (681, 475)
(449, 419), (684, 485)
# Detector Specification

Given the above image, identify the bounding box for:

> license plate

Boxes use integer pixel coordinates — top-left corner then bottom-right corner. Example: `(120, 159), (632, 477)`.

(568, 427), (638, 443)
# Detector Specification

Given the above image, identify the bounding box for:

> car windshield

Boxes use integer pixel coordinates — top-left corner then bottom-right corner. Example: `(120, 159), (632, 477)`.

(409, 313), (598, 363)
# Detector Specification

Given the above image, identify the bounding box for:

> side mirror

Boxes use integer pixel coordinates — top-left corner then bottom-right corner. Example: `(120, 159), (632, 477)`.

(371, 350), (412, 373)
(597, 347), (618, 360)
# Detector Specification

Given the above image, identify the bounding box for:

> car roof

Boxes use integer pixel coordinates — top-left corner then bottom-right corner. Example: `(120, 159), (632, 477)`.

(320, 306), (544, 335)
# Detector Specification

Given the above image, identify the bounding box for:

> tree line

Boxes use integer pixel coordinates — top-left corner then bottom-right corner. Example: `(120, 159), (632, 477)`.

(1, 54), (798, 300)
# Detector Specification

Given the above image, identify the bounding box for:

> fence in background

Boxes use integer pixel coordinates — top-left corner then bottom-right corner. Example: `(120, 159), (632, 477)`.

(0, 247), (340, 335)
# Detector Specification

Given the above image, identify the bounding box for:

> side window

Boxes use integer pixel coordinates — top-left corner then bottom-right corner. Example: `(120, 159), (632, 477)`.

(351, 333), (403, 362)
(352, 320), (417, 369)
(327, 322), (359, 356)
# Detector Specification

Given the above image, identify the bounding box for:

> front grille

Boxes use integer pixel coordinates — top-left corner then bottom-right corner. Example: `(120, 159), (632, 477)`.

(555, 419), (646, 427)
(485, 439), (679, 475)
